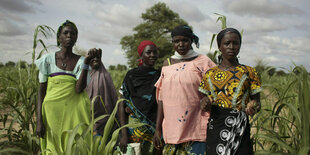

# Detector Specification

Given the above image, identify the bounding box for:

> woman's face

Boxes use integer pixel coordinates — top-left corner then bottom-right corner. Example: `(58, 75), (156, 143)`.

(172, 36), (192, 55)
(58, 26), (77, 48)
(142, 45), (158, 67)
(219, 32), (241, 61)
(90, 54), (101, 70)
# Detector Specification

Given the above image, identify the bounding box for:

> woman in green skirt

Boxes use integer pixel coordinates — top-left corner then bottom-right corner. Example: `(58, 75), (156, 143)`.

(35, 20), (100, 154)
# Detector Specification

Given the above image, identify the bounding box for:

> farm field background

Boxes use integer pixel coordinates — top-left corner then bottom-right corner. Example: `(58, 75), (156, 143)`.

(0, 57), (309, 154)
(0, 6), (309, 154)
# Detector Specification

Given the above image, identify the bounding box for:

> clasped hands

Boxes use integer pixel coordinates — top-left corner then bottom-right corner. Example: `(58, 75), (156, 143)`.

(200, 96), (261, 116)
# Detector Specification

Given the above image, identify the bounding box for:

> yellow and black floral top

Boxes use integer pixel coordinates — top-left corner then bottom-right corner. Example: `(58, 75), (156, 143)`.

(198, 64), (262, 111)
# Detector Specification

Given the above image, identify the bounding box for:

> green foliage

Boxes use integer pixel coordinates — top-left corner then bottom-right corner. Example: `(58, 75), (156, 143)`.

(254, 59), (271, 75)
(206, 50), (219, 64)
(276, 70), (287, 76)
(108, 69), (127, 95)
(252, 66), (310, 154)
(31, 25), (55, 62)
(16, 61), (28, 69)
(120, 2), (188, 69)
(0, 8), (308, 155)
(109, 64), (128, 71)
(0, 25), (54, 154)
(0, 64), (40, 154)
(215, 13), (227, 30)
(5, 61), (16, 67)
(207, 13), (227, 65)
(48, 97), (145, 155)
(253, 59), (287, 77)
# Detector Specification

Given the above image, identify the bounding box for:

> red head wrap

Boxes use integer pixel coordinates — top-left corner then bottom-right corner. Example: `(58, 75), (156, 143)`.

(137, 40), (156, 57)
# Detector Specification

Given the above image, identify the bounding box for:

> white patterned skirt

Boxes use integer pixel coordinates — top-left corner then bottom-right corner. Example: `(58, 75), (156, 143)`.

(205, 105), (253, 155)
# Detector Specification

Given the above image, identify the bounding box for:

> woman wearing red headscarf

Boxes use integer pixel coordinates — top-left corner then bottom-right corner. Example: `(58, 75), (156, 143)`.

(119, 40), (161, 155)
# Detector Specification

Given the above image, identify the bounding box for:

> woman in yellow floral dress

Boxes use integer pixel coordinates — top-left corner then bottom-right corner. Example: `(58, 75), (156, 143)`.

(198, 28), (262, 155)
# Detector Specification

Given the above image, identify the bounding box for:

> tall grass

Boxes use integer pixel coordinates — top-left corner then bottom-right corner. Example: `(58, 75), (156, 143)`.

(108, 70), (127, 95)
(252, 66), (310, 154)
(0, 16), (309, 155)
(58, 97), (145, 155)
(0, 25), (54, 154)
(207, 13), (227, 64)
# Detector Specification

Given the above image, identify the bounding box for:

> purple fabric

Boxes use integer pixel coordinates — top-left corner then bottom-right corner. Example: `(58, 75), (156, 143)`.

(86, 62), (118, 135)
(49, 72), (76, 78)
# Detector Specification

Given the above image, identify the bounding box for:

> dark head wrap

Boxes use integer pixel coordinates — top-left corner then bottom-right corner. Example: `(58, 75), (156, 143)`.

(216, 28), (242, 49)
(56, 20), (78, 46)
(217, 28), (242, 63)
(171, 25), (200, 48)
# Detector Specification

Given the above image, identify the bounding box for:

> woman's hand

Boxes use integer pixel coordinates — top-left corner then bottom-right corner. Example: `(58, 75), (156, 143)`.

(119, 134), (128, 153)
(36, 118), (45, 138)
(200, 96), (213, 112)
(246, 100), (261, 117)
(153, 130), (163, 150)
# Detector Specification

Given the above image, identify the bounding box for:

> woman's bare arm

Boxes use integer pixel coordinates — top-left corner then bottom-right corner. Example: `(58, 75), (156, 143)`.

(118, 95), (129, 153)
(153, 100), (164, 150)
(36, 82), (47, 137)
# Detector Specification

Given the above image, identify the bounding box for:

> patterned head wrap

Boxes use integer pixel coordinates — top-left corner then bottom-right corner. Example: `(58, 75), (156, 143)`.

(56, 20), (78, 46)
(171, 25), (200, 48)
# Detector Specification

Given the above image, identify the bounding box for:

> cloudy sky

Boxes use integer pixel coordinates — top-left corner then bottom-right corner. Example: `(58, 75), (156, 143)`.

(0, 0), (309, 71)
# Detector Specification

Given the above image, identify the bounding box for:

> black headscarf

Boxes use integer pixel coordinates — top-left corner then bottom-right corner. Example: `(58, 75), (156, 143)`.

(216, 28), (242, 49)
(56, 20), (78, 46)
(217, 28), (242, 63)
(171, 25), (200, 48)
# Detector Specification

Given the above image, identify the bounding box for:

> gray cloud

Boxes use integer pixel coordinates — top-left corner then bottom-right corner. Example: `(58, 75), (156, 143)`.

(294, 23), (310, 31)
(88, 3), (143, 41)
(0, 0), (41, 13)
(221, 0), (303, 17)
(0, 11), (35, 37)
(244, 17), (286, 33)
(0, 0), (39, 36)
(262, 35), (310, 55)
(93, 4), (140, 28)
(168, 1), (208, 22)
(0, 34), (33, 63)
(0, 22), (26, 36)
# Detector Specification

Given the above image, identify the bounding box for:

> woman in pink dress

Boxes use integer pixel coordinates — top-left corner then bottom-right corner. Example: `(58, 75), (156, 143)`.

(153, 25), (216, 154)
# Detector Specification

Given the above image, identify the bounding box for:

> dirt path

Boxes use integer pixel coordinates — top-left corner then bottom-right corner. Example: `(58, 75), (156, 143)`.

(0, 107), (21, 143)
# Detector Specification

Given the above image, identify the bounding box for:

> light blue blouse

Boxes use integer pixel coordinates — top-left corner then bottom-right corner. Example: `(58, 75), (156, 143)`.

(35, 52), (89, 83)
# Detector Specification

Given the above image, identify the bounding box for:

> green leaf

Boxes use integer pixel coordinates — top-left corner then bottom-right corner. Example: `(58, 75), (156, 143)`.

(257, 134), (296, 154)
(298, 146), (310, 155)
(209, 33), (216, 52)
(99, 98), (125, 151)
(0, 148), (31, 155)
(104, 122), (146, 155)
(64, 122), (88, 155)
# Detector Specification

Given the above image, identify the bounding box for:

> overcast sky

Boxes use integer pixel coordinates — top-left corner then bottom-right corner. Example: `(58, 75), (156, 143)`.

(0, 0), (309, 71)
